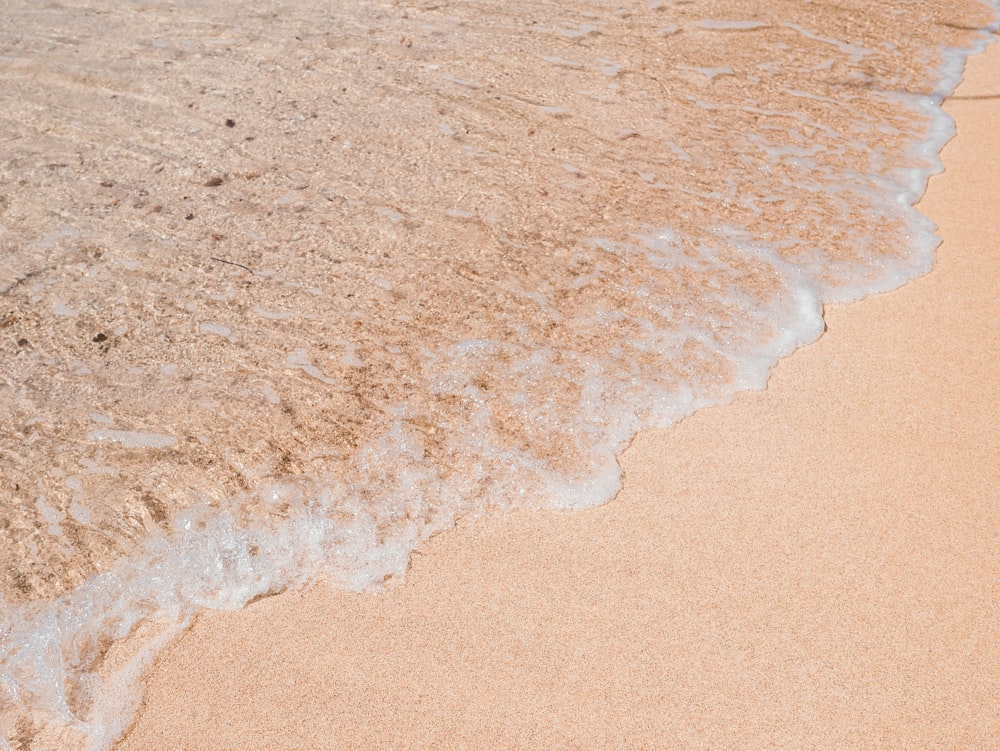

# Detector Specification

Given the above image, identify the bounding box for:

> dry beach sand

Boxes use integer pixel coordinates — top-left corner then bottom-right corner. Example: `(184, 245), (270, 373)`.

(115, 36), (1000, 751)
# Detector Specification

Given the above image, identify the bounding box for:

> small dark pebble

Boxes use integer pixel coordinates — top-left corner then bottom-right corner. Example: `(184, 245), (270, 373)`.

(185, 213), (195, 220)
(17, 338), (29, 347)
(204, 177), (224, 187)
(92, 332), (108, 343)
(100, 180), (114, 188)
(225, 118), (236, 127)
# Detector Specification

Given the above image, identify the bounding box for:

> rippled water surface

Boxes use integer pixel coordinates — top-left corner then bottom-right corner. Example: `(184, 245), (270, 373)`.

(1, 1), (996, 748)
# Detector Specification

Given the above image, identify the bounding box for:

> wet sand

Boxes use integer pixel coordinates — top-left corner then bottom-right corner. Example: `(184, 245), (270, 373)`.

(115, 36), (1000, 751)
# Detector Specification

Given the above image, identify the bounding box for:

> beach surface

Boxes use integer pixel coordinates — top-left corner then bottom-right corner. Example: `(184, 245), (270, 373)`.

(115, 36), (1000, 751)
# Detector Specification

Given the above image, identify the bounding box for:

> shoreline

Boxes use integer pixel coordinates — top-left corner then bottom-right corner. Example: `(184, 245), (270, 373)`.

(114, 35), (1000, 751)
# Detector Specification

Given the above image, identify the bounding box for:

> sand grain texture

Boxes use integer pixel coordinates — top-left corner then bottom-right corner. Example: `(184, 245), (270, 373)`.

(116, 36), (1000, 751)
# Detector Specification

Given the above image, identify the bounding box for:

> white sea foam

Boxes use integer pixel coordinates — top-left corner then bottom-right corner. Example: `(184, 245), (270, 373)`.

(695, 20), (769, 31)
(84, 430), (178, 450)
(198, 321), (232, 337)
(779, 23), (873, 62)
(1, 3), (998, 750)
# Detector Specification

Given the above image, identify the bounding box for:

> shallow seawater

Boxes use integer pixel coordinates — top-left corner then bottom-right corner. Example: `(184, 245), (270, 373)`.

(0, 0), (997, 747)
